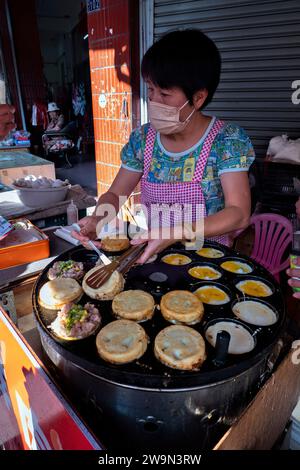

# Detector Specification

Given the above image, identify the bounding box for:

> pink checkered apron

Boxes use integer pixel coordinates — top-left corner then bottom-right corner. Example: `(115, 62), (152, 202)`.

(141, 119), (229, 246)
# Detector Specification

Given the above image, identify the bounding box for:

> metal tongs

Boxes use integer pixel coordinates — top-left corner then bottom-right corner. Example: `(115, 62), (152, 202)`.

(85, 242), (147, 288)
(72, 223), (147, 288)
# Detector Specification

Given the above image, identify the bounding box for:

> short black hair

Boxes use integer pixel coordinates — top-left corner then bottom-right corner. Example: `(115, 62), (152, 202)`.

(141, 29), (221, 109)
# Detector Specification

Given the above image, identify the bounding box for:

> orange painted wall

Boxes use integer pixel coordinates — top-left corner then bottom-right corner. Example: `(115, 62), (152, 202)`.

(87, 0), (139, 196)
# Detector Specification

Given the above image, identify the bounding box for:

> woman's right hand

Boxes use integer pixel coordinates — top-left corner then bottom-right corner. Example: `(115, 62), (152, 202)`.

(71, 215), (102, 247)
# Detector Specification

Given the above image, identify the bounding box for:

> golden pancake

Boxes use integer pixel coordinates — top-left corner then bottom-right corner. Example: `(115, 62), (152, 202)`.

(196, 247), (224, 258)
(161, 253), (191, 266)
(236, 279), (273, 297)
(101, 236), (130, 252)
(205, 321), (255, 354)
(96, 320), (148, 364)
(154, 325), (206, 370)
(188, 265), (221, 280)
(221, 260), (252, 274)
(160, 290), (204, 325)
(38, 278), (83, 310)
(194, 285), (230, 305)
(112, 290), (155, 322)
(83, 267), (124, 301)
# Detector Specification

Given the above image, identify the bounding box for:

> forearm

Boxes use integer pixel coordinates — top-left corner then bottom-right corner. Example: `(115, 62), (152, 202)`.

(91, 168), (142, 228)
(94, 191), (121, 215)
(92, 190), (124, 225)
(203, 206), (250, 238)
(185, 206), (249, 240)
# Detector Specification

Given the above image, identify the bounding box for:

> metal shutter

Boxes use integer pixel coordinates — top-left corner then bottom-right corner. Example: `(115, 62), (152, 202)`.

(153, 0), (300, 157)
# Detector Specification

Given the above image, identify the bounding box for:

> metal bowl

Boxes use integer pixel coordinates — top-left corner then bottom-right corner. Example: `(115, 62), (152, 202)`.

(12, 184), (69, 208)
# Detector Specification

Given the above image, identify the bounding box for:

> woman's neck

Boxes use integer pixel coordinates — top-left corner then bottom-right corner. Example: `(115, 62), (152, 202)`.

(160, 113), (212, 153)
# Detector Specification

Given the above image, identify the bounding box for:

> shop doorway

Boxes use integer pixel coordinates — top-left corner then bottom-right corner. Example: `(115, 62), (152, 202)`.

(35, 0), (96, 194)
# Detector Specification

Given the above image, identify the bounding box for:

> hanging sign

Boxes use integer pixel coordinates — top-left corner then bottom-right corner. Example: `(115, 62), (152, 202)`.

(98, 94), (107, 109)
(87, 0), (101, 13)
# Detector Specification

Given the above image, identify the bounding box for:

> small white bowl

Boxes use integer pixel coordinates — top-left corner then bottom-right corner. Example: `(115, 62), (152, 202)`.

(11, 184), (69, 208)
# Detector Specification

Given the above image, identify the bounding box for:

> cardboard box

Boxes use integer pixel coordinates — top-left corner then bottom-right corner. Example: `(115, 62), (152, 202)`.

(0, 218), (49, 269)
(0, 151), (55, 186)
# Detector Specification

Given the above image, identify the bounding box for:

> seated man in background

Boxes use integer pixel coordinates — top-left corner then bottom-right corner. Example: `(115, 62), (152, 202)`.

(287, 197), (300, 299)
(0, 104), (15, 138)
(46, 102), (64, 131)
(42, 102), (65, 154)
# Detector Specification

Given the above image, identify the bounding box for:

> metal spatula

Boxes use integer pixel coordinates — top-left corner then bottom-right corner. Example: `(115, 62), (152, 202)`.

(85, 242), (147, 289)
(72, 223), (111, 265)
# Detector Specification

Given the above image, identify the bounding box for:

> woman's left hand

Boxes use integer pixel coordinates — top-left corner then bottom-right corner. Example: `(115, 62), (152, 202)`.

(131, 228), (180, 264)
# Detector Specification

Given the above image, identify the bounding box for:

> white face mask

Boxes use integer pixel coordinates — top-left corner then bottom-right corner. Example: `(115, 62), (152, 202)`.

(148, 99), (196, 135)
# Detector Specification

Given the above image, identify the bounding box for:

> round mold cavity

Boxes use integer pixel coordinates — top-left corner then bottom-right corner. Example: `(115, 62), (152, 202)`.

(220, 258), (254, 275)
(204, 318), (256, 355)
(161, 253), (192, 266)
(149, 272), (168, 283)
(187, 262), (223, 281)
(193, 281), (232, 306)
(235, 276), (275, 298)
(195, 245), (225, 259)
(231, 298), (278, 327)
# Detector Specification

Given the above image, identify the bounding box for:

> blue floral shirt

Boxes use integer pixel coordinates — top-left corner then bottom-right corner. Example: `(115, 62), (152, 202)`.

(121, 118), (255, 215)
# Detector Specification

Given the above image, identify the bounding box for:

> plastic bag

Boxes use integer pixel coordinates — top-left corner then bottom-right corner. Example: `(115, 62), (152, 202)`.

(267, 135), (300, 164)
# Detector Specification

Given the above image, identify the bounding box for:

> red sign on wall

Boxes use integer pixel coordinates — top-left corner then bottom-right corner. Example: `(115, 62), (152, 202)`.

(0, 308), (102, 450)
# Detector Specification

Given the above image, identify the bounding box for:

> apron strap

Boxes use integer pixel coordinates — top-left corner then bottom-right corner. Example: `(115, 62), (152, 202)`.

(143, 118), (224, 181)
(192, 118), (225, 183)
(143, 125), (156, 178)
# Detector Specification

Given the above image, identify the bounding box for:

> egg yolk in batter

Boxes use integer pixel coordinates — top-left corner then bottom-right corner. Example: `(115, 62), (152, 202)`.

(162, 254), (191, 265)
(188, 266), (221, 280)
(194, 286), (229, 305)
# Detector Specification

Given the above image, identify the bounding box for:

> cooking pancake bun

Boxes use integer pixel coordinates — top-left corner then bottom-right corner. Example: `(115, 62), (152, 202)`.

(161, 253), (191, 265)
(38, 278), (83, 310)
(194, 285), (230, 305)
(101, 236), (130, 252)
(112, 290), (155, 322)
(188, 265), (222, 280)
(221, 260), (252, 274)
(232, 300), (277, 326)
(236, 279), (273, 297)
(205, 320), (255, 354)
(196, 247), (224, 258)
(82, 267), (124, 300)
(96, 319), (148, 364)
(154, 325), (206, 370)
(160, 290), (204, 325)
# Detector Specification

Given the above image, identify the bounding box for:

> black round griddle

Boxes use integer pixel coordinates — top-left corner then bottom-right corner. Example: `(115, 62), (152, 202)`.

(32, 241), (286, 389)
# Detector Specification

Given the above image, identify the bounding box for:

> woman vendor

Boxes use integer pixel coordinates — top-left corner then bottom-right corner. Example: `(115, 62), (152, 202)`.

(73, 29), (255, 263)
